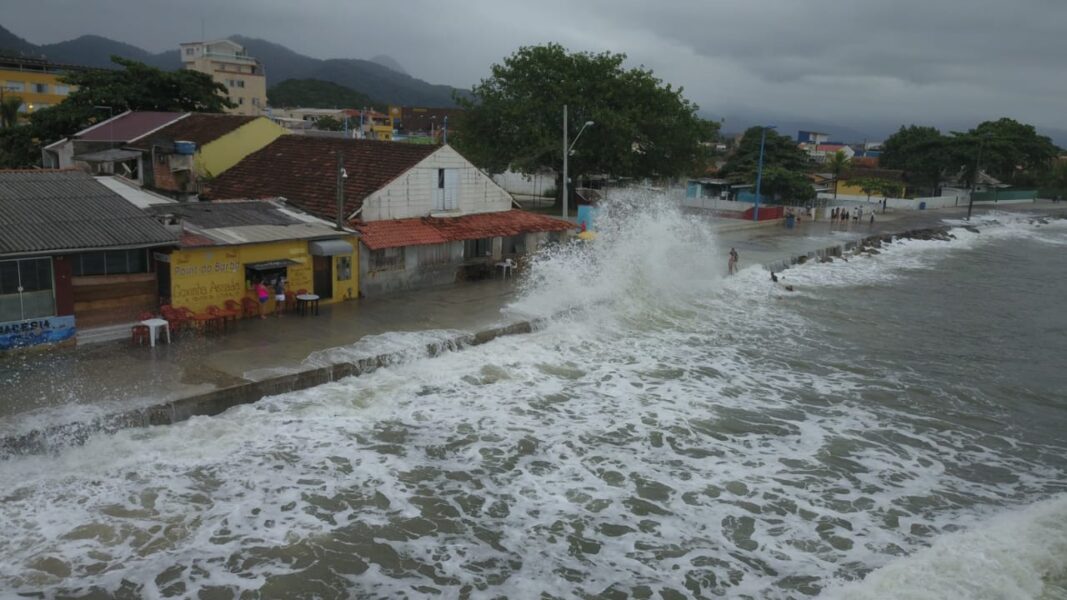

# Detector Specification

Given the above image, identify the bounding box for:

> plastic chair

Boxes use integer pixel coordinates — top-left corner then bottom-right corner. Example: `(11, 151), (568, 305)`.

(208, 305), (238, 330)
(296, 288), (308, 296)
(224, 299), (243, 317)
(131, 324), (150, 345)
(284, 291), (296, 313)
(241, 297), (259, 318)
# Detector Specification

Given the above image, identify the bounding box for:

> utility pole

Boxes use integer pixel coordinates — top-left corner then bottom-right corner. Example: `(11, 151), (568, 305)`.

(562, 104), (569, 220)
(335, 150), (345, 231)
(753, 126), (775, 221)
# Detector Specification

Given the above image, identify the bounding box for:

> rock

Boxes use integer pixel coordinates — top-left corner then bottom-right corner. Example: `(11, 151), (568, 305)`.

(819, 256), (833, 263)
(963, 226), (980, 234)
(867, 249), (881, 255)
(797, 255), (808, 264)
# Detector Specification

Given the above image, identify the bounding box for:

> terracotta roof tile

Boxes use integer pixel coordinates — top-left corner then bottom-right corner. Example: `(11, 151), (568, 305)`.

(203, 136), (439, 221)
(355, 210), (572, 250)
(128, 114), (258, 150)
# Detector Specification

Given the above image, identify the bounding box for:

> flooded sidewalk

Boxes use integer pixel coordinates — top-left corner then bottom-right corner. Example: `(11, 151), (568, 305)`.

(2, 201), (1063, 446)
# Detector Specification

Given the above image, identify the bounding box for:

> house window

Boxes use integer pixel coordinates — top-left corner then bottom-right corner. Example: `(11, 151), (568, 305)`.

(32, 83), (49, 94)
(238, 97), (245, 105)
(237, 80), (245, 88)
(503, 234), (525, 255)
(71, 249), (148, 277)
(185, 48), (195, 56)
(417, 243), (452, 266)
(370, 247), (405, 271)
(0, 258), (55, 322)
(54, 85), (70, 95)
(464, 238), (492, 259)
(432, 168), (459, 211)
(5, 81), (24, 92)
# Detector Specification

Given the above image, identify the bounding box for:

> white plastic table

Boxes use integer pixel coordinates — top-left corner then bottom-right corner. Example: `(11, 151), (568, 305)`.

(141, 318), (171, 347)
(296, 294), (321, 316)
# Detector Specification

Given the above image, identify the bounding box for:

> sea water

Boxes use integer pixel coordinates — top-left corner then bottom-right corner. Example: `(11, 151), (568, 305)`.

(0, 198), (1065, 599)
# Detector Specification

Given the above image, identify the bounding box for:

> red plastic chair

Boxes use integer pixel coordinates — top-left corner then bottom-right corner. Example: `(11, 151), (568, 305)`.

(284, 291), (296, 313)
(241, 297), (260, 318)
(208, 305), (238, 330)
(224, 299), (243, 318)
(131, 324), (149, 345)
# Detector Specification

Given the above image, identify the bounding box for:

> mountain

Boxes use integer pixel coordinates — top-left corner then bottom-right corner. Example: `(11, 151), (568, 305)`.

(370, 54), (407, 75)
(267, 79), (379, 110)
(0, 24), (38, 57)
(0, 25), (463, 107)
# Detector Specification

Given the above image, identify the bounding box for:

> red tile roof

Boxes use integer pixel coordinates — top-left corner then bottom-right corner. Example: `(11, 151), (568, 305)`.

(128, 114), (258, 150)
(179, 231), (217, 247)
(78, 111), (184, 142)
(355, 210), (572, 250)
(203, 136), (439, 221)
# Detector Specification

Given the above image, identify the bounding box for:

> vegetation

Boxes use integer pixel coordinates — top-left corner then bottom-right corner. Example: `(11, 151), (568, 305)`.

(0, 93), (22, 128)
(0, 56), (233, 168)
(882, 119), (1057, 194)
(719, 126), (814, 203)
(852, 177), (903, 200)
(267, 79), (380, 111)
(313, 116), (345, 131)
(826, 150), (852, 200)
(453, 43), (719, 206)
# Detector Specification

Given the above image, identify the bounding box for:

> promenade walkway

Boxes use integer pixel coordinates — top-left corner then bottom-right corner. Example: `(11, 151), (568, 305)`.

(2, 201), (1063, 441)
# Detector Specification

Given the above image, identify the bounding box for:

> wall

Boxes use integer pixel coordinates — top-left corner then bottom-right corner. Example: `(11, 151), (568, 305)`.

(72, 273), (158, 328)
(361, 145), (513, 221)
(167, 238), (358, 313)
(492, 169), (556, 197)
(359, 241), (465, 297)
(196, 118), (288, 178)
(0, 68), (73, 115)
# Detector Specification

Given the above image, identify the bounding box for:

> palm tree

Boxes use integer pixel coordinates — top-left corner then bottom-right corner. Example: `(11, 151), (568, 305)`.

(0, 92), (23, 128)
(827, 150), (852, 200)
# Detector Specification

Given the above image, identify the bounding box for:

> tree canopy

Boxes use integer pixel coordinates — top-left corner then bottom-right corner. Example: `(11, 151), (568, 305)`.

(718, 126), (813, 203)
(0, 56), (234, 167)
(879, 125), (950, 195)
(453, 44), (718, 189)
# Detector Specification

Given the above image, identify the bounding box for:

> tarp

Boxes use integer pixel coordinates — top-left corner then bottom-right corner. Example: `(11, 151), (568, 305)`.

(308, 239), (354, 256)
(245, 259), (300, 271)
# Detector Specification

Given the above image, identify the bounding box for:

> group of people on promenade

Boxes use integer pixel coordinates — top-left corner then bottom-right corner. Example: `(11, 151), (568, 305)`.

(831, 206), (876, 226)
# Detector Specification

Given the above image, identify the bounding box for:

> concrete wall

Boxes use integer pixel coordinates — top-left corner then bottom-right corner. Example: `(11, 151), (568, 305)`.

(359, 241), (465, 297)
(491, 169), (556, 197)
(817, 192), (961, 210)
(361, 145), (513, 221)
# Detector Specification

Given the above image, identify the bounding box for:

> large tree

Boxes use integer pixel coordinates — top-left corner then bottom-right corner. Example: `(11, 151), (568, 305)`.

(826, 150), (852, 199)
(718, 126), (812, 202)
(948, 118), (1058, 187)
(880, 125), (950, 196)
(453, 44), (717, 205)
(0, 56), (234, 168)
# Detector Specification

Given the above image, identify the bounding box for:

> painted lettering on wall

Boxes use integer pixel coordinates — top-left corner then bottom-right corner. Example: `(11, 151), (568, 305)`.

(0, 315), (76, 350)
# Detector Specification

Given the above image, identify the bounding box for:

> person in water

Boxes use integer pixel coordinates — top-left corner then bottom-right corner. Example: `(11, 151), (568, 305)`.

(770, 271), (794, 292)
(728, 248), (739, 275)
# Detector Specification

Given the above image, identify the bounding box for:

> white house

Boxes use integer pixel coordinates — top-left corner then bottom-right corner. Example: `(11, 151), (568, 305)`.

(205, 137), (572, 296)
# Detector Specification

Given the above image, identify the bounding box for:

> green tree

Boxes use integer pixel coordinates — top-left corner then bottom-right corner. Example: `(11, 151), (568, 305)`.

(826, 150), (852, 199)
(0, 56), (235, 168)
(313, 116), (345, 131)
(0, 126), (37, 167)
(948, 118), (1058, 187)
(454, 43), (718, 206)
(880, 125), (950, 196)
(0, 93), (22, 128)
(718, 126), (812, 201)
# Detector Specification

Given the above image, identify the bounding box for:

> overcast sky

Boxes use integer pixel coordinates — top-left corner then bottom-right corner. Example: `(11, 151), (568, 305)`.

(6, 0), (1066, 139)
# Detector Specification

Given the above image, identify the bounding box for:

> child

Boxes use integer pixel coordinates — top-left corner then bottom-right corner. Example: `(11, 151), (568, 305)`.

(254, 280), (270, 319)
(273, 278), (286, 317)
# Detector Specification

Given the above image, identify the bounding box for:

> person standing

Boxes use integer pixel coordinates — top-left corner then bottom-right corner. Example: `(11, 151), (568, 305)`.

(254, 280), (270, 320)
(273, 277), (287, 317)
(728, 247), (739, 275)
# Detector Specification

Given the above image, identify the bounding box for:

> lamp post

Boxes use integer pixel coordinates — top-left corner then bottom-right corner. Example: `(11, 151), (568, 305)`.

(562, 104), (594, 220)
(753, 125), (776, 221)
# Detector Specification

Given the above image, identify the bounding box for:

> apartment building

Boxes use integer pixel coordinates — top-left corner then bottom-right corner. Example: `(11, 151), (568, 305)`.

(179, 39), (267, 116)
(0, 56), (84, 117)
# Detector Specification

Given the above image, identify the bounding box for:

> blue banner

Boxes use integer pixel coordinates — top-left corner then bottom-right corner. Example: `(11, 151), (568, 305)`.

(0, 315), (76, 350)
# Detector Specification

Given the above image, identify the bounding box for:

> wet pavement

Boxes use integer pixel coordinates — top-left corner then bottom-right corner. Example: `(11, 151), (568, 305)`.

(2, 201), (1063, 433)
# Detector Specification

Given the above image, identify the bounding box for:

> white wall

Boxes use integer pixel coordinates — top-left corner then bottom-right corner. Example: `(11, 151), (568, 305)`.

(361, 145), (514, 221)
(681, 197), (751, 212)
(817, 192), (962, 210)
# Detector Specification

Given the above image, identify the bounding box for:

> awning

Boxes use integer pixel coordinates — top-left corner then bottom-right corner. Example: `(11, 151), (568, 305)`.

(73, 148), (143, 163)
(245, 259), (300, 271)
(308, 239), (353, 256)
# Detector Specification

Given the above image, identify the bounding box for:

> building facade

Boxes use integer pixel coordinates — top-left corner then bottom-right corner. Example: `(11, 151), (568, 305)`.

(180, 40), (267, 116)
(0, 56), (82, 118)
(0, 171), (179, 351)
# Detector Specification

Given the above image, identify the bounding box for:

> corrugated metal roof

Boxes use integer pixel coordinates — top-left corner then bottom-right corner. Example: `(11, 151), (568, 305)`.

(146, 200), (348, 247)
(76, 111), (185, 143)
(0, 170), (180, 257)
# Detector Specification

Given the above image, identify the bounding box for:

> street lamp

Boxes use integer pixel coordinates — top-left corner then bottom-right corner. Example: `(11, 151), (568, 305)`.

(753, 125), (777, 221)
(967, 133), (989, 221)
(562, 104), (594, 220)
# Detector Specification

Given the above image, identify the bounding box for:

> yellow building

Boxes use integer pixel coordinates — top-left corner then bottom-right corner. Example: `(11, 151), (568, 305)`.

(148, 200), (358, 314)
(180, 40), (267, 116)
(128, 113), (288, 199)
(0, 56), (82, 117)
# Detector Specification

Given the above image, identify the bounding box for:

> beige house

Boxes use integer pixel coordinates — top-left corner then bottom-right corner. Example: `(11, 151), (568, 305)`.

(180, 40), (267, 116)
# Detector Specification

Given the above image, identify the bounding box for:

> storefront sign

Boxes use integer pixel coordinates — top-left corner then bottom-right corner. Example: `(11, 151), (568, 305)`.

(0, 315), (76, 350)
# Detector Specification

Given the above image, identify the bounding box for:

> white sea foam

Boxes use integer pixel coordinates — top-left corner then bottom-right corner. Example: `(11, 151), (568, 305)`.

(0, 196), (1063, 598)
(820, 493), (1067, 600)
